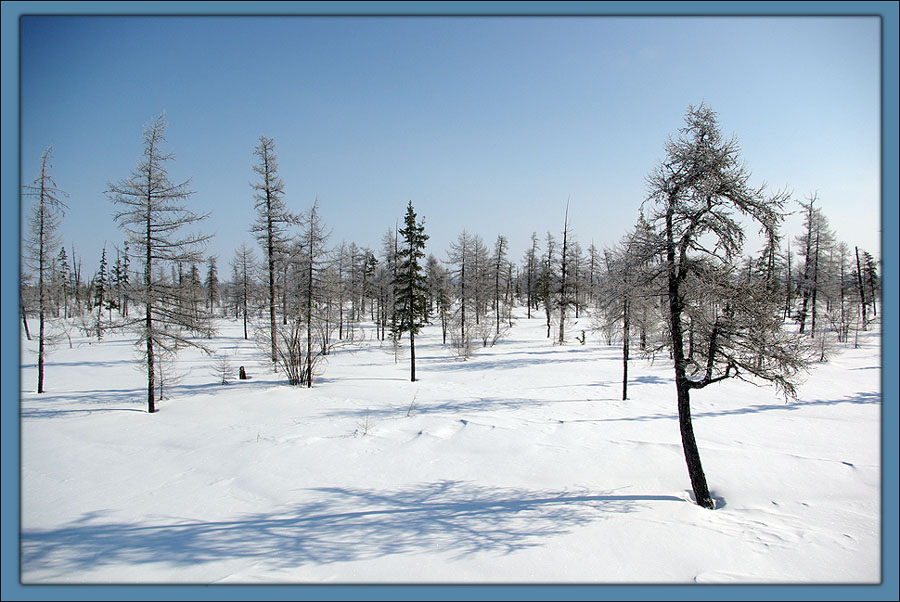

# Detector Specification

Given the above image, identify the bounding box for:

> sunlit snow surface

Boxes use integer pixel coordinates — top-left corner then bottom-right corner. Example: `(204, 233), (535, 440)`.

(20, 313), (880, 584)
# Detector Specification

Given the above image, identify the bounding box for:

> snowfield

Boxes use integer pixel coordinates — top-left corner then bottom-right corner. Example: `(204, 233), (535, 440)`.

(19, 313), (881, 584)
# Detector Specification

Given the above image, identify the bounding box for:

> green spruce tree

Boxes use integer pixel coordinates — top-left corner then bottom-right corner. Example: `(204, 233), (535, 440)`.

(394, 201), (429, 382)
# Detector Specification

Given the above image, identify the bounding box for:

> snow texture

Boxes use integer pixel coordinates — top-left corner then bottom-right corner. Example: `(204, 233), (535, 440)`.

(20, 313), (880, 584)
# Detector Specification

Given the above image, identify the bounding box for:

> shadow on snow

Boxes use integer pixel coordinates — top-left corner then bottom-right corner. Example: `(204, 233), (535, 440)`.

(567, 391), (881, 424)
(21, 480), (682, 579)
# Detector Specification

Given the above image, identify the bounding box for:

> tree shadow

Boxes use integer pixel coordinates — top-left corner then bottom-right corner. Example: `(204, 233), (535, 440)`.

(420, 350), (596, 373)
(21, 387), (148, 417)
(631, 375), (668, 385)
(20, 407), (146, 419)
(576, 390), (882, 423)
(323, 396), (557, 420)
(21, 481), (682, 582)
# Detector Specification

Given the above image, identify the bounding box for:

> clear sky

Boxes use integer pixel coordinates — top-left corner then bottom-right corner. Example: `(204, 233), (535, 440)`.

(19, 11), (882, 274)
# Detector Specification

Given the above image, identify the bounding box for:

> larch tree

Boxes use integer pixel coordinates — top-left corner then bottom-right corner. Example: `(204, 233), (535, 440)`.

(298, 198), (331, 387)
(558, 202), (572, 344)
(394, 201), (429, 382)
(230, 242), (256, 340)
(427, 253), (452, 344)
(205, 255), (219, 316)
(108, 114), (212, 413)
(23, 146), (68, 394)
(597, 219), (656, 401)
(643, 103), (810, 509)
(794, 194), (835, 336)
(523, 232), (539, 319)
(447, 230), (474, 357)
(539, 232), (558, 339)
(492, 234), (509, 336)
(250, 135), (296, 367)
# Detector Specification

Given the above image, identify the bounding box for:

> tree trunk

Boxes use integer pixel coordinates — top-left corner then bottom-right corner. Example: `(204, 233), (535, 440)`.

(622, 296), (629, 401)
(677, 379), (713, 508)
(410, 329), (416, 382)
(21, 298), (31, 341)
(855, 246), (867, 330)
(667, 204), (714, 509)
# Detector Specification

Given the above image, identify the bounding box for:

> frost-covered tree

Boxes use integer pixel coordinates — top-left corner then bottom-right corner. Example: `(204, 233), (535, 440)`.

(250, 136), (296, 365)
(394, 201), (429, 381)
(447, 230), (476, 357)
(205, 255), (219, 315)
(557, 203), (572, 344)
(230, 242), (256, 340)
(108, 114), (212, 413)
(522, 232), (540, 319)
(643, 103), (810, 509)
(596, 219), (658, 401)
(854, 248), (878, 329)
(794, 195), (835, 336)
(492, 235), (509, 336)
(427, 253), (452, 344)
(23, 146), (67, 393)
(538, 232), (558, 339)
(297, 198), (331, 387)
(377, 227), (399, 344)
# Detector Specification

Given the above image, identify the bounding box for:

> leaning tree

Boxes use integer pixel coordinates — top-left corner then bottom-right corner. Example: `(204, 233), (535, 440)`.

(643, 103), (811, 509)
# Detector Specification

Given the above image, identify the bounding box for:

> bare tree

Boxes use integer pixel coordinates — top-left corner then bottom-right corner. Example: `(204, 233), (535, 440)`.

(558, 202), (571, 344)
(447, 230), (475, 357)
(522, 232), (539, 319)
(297, 198), (331, 387)
(23, 146), (68, 393)
(596, 220), (657, 401)
(492, 235), (509, 336)
(231, 242), (256, 340)
(794, 194), (835, 336)
(250, 136), (296, 366)
(108, 114), (212, 413)
(643, 103), (811, 509)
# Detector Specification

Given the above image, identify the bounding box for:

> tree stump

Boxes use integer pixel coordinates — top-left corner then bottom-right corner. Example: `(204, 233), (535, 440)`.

(239, 366), (247, 380)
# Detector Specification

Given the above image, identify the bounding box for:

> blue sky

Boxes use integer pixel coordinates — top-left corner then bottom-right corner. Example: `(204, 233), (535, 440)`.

(19, 13), (882, 274)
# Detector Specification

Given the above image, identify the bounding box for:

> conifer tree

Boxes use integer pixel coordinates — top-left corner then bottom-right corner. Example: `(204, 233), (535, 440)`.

(231, 242), (256, 340)
(24, 146), (67, 393)
(250, 136), (296, 367)
(206, 256), (219, 315)
(394, 201), (429, 381)
(644, 103), (810, 509)
(94, 246), (109, 340)
(108, 114), (211, 413)
(298, 198), (331, 387)
(523, 233), (539, 319)
(56, 247), (71, 320)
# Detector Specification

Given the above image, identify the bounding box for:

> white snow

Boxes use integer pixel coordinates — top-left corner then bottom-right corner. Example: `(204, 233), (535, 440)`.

(19, 313), (881, 584)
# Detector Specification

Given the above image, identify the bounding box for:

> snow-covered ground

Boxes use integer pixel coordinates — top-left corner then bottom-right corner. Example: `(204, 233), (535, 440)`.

(19, 312), (881, 584)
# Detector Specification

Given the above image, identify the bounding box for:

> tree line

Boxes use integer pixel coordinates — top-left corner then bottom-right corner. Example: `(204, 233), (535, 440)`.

(22, 106), (881, 508)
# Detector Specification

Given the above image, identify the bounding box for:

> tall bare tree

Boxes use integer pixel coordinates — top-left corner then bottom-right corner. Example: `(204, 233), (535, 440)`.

(298, 198), (330, 387)
(231, 243), (256, 340)
(250, 136), (296, 367)
(23, 146), (67, 393)
(108, 114), (211, 413)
